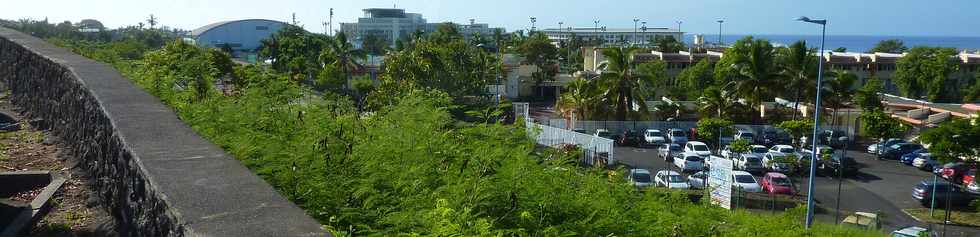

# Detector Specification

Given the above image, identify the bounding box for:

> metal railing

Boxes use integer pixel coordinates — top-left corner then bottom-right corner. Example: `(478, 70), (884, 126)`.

(515, 103), (616, 166)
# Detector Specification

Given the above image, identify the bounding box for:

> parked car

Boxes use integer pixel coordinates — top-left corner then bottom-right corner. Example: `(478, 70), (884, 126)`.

(760, 129), (791, 147)
(818, 152), (860, 177)
(763, 152), (795, 174)
(900, 148), (928, 165)
(912, 180), (975, 207)
(733, 154), (766, 174)
(731, 171), (763, 193)
(890, 226), (937, 237)
(734, 130), (756, 143)
(654, 170), (690, 189)
(968, 181), (980, 195)
(748, 145), (769, 158)
(760, 172), (795, 195)
(684, 141), (712, 158)
(688, 171), (708, 189)
(668, 128), (688, 144)
(657, 143), (683, 162)
(879, 143), (925, 160)
(867, 138), (906, 155)
(912, 154), (940, 171)
(769, 145), (799, 157)
(643, 129), (667, 146)
(819, 129), (850, 148)
(627, 169), (654, 188)
(801, 144), (833, 157)
(675, 152), (705, 173)
(963, 169), (976, 187)
(594, 129), (613, 139)
(617, 129), (640, 146)
(939, 162), (973, 184)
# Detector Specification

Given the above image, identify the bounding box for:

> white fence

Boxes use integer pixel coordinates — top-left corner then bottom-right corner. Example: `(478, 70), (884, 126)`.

(515, 103), (616, 166)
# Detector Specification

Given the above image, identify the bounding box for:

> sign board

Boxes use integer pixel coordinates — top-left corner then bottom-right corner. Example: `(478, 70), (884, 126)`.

(708, 157), (734, 209)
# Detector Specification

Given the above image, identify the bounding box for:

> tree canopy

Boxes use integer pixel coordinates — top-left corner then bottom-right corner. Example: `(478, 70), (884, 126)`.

(868, 39), (908, 54)
(893, 46), (959, 102)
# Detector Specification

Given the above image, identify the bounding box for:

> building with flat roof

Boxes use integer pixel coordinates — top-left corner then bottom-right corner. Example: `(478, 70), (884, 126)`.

(540, 27), (683, 46)
(340, 8), (504, 47)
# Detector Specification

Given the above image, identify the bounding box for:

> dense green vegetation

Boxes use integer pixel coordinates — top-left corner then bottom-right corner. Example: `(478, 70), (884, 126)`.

(2, 19), (883, 236)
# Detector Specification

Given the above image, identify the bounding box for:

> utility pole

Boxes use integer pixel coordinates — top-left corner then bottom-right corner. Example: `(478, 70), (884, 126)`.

(633, 18), (639, 45)
(594, 20), (600, 44)
(530, 17), (537, 32)
(292, 13), (298, 25)
(717, 20), (724, 46)
(329, 8), (334, 35)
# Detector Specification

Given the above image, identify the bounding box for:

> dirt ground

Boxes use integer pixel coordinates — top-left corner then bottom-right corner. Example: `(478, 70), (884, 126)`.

(1, 90), (114, 237)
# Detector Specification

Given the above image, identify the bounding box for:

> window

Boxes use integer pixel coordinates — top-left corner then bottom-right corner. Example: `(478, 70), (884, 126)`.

(255, 26), (269, 30)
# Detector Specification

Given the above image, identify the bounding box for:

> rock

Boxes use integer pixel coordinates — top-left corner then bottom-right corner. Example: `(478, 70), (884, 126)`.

(42, 136), (57, 145)
(85, 195), (101, 208)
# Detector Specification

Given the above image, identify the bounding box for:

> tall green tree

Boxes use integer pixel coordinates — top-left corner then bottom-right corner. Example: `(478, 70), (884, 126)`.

(557, 78), (602, 121)
(868, 39), (908, 54)
(776, 120), (814, 147)
(518, 32), (559, 97)
(697, 118), (734, 149)
(852, 76), (885, 111)
(676, 59), (714, 99)
(860, 109), (907, 145)
(697, 86), (733, 119)
(655, 36), (686, 53)
(920, 116), (980, 163)
(321, 31), (367, 88)
(597, 47), (663, 120)
(361, 34), (388, 56)
(824, 69), (857, 126)
(723, 37), (780, 112)
(777, 40), (817, 120)
(893, 46), (959, 102)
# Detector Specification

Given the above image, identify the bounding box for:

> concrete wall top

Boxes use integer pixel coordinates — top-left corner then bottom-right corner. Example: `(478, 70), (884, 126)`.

(0, 27), (328, 236)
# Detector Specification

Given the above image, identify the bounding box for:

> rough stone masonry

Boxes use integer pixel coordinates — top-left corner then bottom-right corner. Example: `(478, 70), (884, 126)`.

(0, 27), (328, 236)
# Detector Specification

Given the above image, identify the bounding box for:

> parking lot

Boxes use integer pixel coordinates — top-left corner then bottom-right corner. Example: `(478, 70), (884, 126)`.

(614, 144), (979, 236)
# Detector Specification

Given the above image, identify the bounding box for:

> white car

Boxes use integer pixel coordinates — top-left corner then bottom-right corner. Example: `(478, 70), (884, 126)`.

(890, 226), (937, 237)
(627, 169), (654, 188)
(658, 143), (683, 161)
(735, 130), (755, 142)
(684, 141), (712, 158)
(655, 170), (690, 189)
(801, 145), (833, 156)
(675, 152), (705, 172)
(644, 129), (667, 145)
(688, 171), (708, 189)
(749, 145), (769, 157)
(770, 145), (801, 157)
(912, 154), (940, 170)
(668, 128), (688, 144)
(733, 154), (765, 173)
(731, 171), (763, 193)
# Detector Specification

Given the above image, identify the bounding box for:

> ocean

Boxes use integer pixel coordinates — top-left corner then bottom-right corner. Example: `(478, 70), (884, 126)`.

(683, 34), (980, 53)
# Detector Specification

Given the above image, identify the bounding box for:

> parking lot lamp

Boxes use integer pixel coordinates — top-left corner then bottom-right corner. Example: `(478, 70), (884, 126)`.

(796, 16), (827, 229)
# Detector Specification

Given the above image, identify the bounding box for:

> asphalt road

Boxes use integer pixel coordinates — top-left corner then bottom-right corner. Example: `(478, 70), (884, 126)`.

(614, 145), (979, 236)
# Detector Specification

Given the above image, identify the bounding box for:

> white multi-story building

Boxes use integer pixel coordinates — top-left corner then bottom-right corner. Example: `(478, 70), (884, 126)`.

(340, 8), (503, 47)
(540, 27), (683, 45)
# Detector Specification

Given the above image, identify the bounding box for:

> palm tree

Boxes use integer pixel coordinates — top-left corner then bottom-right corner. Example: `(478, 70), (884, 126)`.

(778, 41), (817, 120)
(824, 69), (857, 126)
(698, 86), (733, 119)
(727, 39), (779, 117)
(557, 78), (601, 127)
(322, 31), (367, 88)
(597, 47), (657, 120)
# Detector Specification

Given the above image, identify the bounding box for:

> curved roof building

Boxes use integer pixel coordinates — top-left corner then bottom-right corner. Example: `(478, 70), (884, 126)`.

(189, 19), (286, 53)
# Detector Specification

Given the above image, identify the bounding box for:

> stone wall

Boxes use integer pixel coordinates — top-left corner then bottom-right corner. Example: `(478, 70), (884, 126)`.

(0, 27), (328, 236)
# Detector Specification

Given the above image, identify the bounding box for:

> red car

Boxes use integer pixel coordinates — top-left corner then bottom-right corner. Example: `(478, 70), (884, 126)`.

(761, 172), (795, 195)
(963, 169), (977, 185)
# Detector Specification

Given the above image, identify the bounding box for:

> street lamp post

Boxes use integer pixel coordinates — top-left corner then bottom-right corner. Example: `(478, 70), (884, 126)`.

(677, 20), (683, 33)
(530, 17), (537, 32)
(594, 20), (600, 44)
(633, 18), (639, 45)
(716, 20), (724, 46)
(796, 16), (827, 229)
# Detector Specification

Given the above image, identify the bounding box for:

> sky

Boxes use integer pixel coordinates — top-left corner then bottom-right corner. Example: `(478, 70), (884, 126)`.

(2, 0), (979, 37)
